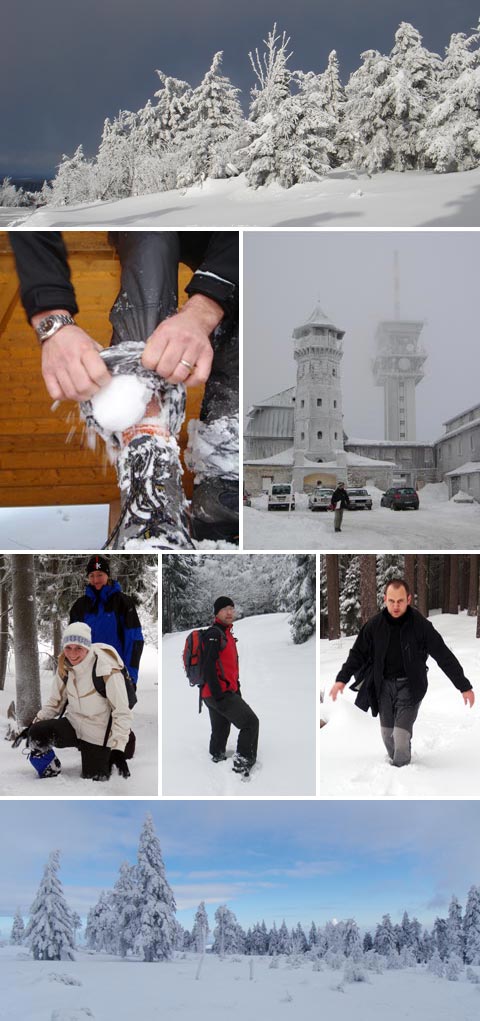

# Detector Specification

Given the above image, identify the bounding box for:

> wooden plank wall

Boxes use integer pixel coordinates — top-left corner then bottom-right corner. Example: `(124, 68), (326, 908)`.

(0, 231), (202, 509)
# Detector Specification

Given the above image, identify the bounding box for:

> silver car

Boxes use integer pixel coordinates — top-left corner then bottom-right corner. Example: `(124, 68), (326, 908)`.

(308, 488), (334, 511)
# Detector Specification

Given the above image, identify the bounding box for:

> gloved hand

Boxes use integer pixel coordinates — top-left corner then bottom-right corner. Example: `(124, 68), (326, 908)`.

(110, 749), (130, 778)
(12, 727), (30, 749)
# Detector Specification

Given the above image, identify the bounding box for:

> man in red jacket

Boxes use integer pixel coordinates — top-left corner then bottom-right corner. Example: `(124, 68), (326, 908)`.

(201, 596), (259, 775)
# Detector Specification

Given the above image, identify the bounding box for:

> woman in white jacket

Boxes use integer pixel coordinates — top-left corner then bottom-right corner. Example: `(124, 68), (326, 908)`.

(27, 622), (133, 780)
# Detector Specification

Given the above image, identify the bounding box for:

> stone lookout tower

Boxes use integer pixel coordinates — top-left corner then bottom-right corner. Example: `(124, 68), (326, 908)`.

(292, 300), (345, 462)
(372, 255), (427, 441)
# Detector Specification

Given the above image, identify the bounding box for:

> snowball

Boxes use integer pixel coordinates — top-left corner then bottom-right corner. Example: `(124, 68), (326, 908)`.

(91, 375), (150, 432)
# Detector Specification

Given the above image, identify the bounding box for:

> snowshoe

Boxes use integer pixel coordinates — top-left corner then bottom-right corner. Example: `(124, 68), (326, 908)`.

(28, 748), (62, 778)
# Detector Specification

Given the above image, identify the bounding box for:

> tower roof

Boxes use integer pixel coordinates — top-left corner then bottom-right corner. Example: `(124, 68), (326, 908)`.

(293, 300), (344, 338)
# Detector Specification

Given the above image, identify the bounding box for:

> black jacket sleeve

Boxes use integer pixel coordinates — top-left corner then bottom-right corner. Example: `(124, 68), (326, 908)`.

(183, 232), (238, 319)
(424, 618), (472, 691)
(335, 622), (373, 685)
(8, 232), (78, 320)
(202, 626), (225, 701)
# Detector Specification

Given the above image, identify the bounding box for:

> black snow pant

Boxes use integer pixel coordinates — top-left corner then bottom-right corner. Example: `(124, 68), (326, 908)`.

(107, 232), (239, 539)
(203, 692), (259, 766)
(378, 678), (422, 767)
(28, 718), (112, 779)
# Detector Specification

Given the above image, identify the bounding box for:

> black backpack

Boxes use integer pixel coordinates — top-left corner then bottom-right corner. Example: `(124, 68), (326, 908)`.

(182, 626), (226, 687)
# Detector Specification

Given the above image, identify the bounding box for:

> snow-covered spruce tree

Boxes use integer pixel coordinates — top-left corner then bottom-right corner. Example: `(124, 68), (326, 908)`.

(71, 911), (82, 948)
(342, 918), (362, 959)
(340, 556), (361, 635)
(268, 921), (279, 956)
(241, 25), (294, 187)
(85, 891), (115, 952)
(0, 178), (23, 207)
(421, 25), (480, 173)
(95, 112), (138, 200)
(339, 48), (393, 171)
(373, 914), (397, 957)
(464, 885), (480, 964)
(433, 917), (449, 960)
(25, 851), (74, 961)
(174, 52), (245, 188)
(48, 145), (96, 206)
(192, 901), (209, 953)
(162, 554), (200, 632)
(363, 931), (373, 952)
(376, 555), (405, 607)
(212, 905), (245, 956)
(385, 22), (442, 171)
(109, 861), (139, 958)
(133, 814), (177, 962)
(282, 554), (316, 644)
(445, 954), (463, 980)
(427, 948), (445, 976)
(11, 907), (25, 944)
(277, 918), (291, 955)
(447, 894), (464, 961)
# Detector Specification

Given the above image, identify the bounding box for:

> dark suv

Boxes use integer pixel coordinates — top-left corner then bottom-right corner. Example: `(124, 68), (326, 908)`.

(381, 486), (419, 510)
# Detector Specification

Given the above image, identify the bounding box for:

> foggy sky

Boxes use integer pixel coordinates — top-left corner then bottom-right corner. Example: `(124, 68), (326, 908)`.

(3, 0), (480, 177)
(243, 230), (480, 444)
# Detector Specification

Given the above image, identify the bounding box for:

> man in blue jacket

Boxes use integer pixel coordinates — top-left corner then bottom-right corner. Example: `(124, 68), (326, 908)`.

(69, 555), (144, 685)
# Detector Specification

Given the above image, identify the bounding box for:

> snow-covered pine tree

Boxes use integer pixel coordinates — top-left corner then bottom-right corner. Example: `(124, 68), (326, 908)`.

(282, 554), (316, 644)
(48, 146), (96, 206)
(0, 178), (23, 207)
(373, 914), (396, 956)
(445, 953), (463, 980)
(376, 555), (405, 607)
(343, 918), (362, 959)
(421, 24), (480, 173)
(385, 22), (442, 170)
(464, 885), (480, 964)
(268, 921), (279, 956)
(10, 907), (25, 944)
(340, 556), (361, 635)
(25, 851), (74, 961)
(241, 25), (294, 187)
(85, 891), (114, 952)
(363, 931), (373, 952)
(192, 901), (209, 953)
(133, 814), (176, 962)
(212, 904), (245, 956)
(95, 112), (138, 200)
(109, 861), (139, 958)
(175, 52), (245, 188)
(339, 48), (393, 171)
(433, 917), (449, 960)
(427, 948), (444, 976)
(446, 894), (464, 961)
(71, 911), (81, 948)
(162, 554), (200, 632)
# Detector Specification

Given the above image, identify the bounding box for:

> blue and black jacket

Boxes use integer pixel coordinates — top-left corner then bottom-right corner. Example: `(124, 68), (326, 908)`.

(69, 581), (144, 684)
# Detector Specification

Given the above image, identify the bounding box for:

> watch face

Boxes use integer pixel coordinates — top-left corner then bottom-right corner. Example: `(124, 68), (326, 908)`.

(43, 316), (55, 331)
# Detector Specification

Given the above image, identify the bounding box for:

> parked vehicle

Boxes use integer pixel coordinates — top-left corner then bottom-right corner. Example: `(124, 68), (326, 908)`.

(308, 487), (334, 511)
(380, 486), (419, 510)
(267, 483), (295, 511)
(346, 487), (373, 510)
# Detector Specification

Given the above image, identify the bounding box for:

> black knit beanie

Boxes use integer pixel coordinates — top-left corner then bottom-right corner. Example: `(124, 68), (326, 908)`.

(86, 555), (110, 575)
(214, 596), (234, 615)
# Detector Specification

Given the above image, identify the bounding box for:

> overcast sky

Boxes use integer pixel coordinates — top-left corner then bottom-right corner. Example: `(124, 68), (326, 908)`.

(243, 230), (480, 443)
(3, 1), (480, 177)
(0, 800), (478, 936)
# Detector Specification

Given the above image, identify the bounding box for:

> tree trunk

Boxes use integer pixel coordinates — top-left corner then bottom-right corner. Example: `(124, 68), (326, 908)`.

(468, 556), (479, 617)
(459, 555), (469, 611)
(442, 556), (450, 614)
(11, 555), (41, 727)
(0, 555), (9, 691)
(417, 555), (428, 618)
(326, 556), (340, 640)
(53, 618), (62, 665)
(404, 555), (415, 602)
(448, 556), (459, 615)
(360, 555), (377, 625)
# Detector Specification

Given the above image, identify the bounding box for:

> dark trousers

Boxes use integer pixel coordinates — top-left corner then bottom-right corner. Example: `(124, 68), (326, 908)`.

(203, 692), (259, 765)
(378, 678), (422, 767)
(29, 718), (111, 779)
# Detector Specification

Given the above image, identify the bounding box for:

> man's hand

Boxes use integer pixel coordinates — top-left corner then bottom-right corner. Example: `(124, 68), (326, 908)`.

(329, 681), (346, 701)
(32, 311), (111, 401)
(141, 293), (224, 388)
(462, 689), (475, 708)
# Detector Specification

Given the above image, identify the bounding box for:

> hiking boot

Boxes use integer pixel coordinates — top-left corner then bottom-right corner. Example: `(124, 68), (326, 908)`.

(186, 414), (239, 543)
(191, 477), (239, 543)
(232, 753), (253, 775)
(211, 752), (227, 763)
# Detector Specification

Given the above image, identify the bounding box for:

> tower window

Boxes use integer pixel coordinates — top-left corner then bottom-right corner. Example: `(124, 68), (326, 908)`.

(334, 432), (338, 440)
(333, 400), (337, 408)
(317, 431), (323, 439)
(301, 432), (305, 440)
(316, 398), (322, 407)
(332, 368), (336, 376)
(300, 400), (304, 408)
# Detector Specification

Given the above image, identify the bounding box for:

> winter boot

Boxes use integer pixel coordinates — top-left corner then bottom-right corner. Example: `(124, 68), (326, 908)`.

(186, 415), (239, 543)
(211, 752), (227, 763)
(28, 747), (62, 778)
(232, 753), (253, 777)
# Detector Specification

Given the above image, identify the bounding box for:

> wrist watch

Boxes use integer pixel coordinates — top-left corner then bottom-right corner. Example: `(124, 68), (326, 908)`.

(33, 313), (76, 344)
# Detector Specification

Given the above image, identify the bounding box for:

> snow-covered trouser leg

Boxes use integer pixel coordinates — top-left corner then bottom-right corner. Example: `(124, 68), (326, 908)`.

(77, 740), (112, 781)
(203, 692), (259, 767)
(379, 679), (422, 767)
(187, 316), (239, 542)
(27, 718), (79, 777)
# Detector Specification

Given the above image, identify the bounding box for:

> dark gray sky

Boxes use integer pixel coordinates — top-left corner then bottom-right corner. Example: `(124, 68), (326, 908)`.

(3, 1), (479, 177)
(243, 231), (480, 443)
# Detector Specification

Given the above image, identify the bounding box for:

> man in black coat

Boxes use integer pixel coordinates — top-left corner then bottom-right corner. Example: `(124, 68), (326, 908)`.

(9, 231), (239, 544)
(329, 578), (474, 766)
(330, 481), (350, 533)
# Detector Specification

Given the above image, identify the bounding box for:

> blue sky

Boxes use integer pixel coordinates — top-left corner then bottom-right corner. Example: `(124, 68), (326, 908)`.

(2, 0), (480, 176)
(1, 800), (478, 937)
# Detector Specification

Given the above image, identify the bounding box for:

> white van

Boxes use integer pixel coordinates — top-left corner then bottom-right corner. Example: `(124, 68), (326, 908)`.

(267, 483), (295, 511)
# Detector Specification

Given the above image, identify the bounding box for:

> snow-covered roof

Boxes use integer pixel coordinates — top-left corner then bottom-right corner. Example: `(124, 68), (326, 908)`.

(443, 402), (480, 428)
(248, 387), (296, 411)
(293, 300), (344, 337)
(445, 462), (480, 477)
(435, 417), (480, 444)
(244, 447), (396, 469)
(346, 437), (433, 447)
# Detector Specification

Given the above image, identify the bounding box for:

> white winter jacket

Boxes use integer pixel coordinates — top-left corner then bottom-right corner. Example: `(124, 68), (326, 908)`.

(34, 644), (132, 751)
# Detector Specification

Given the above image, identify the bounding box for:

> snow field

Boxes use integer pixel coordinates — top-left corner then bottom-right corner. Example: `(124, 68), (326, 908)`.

(1, 949), (479, 1021)
(244, 485), (480, 550)
(0, 645), (158, 796)
(320, 612), (480, 797)
(162, 613), (316, 795)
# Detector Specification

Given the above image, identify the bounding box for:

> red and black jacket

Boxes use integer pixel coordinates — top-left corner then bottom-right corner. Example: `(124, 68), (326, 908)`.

(201, 618), (239, 701)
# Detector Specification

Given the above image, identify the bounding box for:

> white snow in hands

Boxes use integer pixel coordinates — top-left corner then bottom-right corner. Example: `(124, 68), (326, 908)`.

(91, 375), (150, 432)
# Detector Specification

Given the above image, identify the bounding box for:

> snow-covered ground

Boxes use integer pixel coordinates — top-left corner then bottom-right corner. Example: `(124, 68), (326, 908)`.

(1, 947), (479, 1021)
(162, 612), (316, 796)
(320, 612), (480, 798)
(0, 645), (158, 796)
(6, 166), (480, 228)
(244, 485), (480, 551)
(0, 505), (110, 551)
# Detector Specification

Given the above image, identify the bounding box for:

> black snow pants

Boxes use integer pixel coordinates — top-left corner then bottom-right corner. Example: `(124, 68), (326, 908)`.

(28, 718), (112, 779)
(378, 678), (423, 767)
(203, 692), (259, 765)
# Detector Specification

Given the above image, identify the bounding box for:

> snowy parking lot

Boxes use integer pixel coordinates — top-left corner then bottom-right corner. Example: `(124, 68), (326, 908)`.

(243, 485), (480, 550)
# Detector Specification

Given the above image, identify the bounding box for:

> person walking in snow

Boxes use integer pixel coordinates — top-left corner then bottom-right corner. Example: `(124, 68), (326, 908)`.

(9, 231), (239, 548)
(201, 597), (259, 776)
(329, 577), (474, 767)
(16, 622), (132, 780)
(330, 481), (350, 532)
(69, 555), (144, 686)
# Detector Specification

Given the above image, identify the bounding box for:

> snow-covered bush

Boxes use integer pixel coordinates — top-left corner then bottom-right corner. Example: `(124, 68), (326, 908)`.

(344, 959), (370, 983)
(427, 950), (445, 977)
(445, 954), (463, 981)
(466, 966), (480, 983)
